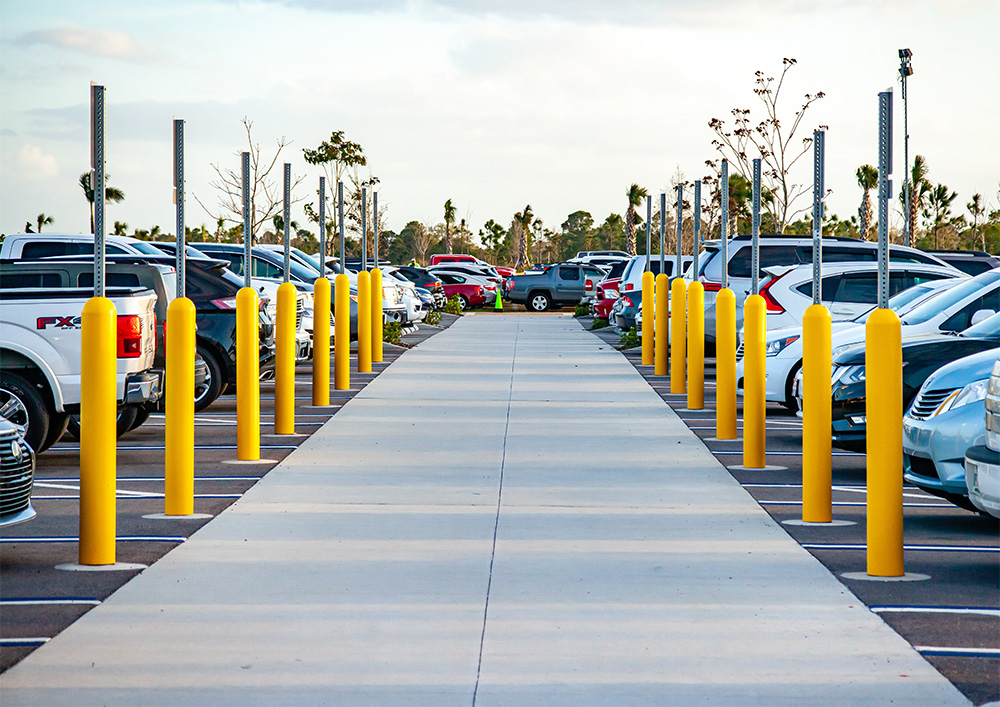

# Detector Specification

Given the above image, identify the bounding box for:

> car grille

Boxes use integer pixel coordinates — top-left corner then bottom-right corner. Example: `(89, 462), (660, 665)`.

(296, 297), (304, 331)
(736, 340), (744, 361)
(905, 453), (938, 480)
(908, 387), (957, 421)
(0, 433), (34, 518)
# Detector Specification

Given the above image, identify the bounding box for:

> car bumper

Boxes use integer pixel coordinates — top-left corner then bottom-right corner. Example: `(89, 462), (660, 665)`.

(965, 444), (1000, 517)
(735, 355), (796, 405)
(831, 382), (867, 447)
(123, 371), (161, 405)
(902, 402), (987, 498)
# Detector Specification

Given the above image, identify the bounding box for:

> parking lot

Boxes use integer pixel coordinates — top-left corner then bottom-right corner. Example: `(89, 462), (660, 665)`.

(585, 316), (999, 706)
(0, 317), (455, 674)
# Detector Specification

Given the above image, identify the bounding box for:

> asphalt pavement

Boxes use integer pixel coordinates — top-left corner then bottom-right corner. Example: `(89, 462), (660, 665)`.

(0, 313), (977, 705)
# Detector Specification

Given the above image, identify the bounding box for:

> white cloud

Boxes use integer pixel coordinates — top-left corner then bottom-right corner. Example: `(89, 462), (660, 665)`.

(18, 25), (162, 64)
(18, 144), (59, 179)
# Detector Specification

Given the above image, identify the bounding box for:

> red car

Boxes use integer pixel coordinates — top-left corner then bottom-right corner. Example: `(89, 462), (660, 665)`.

(593, 277), (621, 319)
(437, 272), (489, 310)
(494, 266), (515, 279)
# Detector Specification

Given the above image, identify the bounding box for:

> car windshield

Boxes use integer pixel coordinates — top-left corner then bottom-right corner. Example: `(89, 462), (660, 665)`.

(853, 278), (963, 322)
(128, 240), (168, 255)
(901, 270), (1000, 325)
(961, 311), (1000, 338)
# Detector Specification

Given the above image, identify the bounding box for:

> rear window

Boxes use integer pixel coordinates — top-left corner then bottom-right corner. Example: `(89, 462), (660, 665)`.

(21, 242), (93, 258)
(186, 266), (240, 299)
(727, 245), (801, 278)
(0, 272), (62, 288)
(902, 271), (1000, 326)
(78, 272), (143, 288)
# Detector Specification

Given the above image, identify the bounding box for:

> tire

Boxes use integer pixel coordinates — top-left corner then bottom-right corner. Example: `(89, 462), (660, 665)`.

(194, 346), (224, 412)
(65, 406), (140, 441)
(528, 291), (551, 312)
(0, 372), (50, 453)
(457, 294), (470, 311)
(128, 406), (152, 431)
(41, 413), (69, 452)
(783, 361), (803, 412)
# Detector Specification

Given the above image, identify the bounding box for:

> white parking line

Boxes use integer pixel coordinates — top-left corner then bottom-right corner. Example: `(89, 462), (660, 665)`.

(34, 483), (161, 498)
(871, 606), (1000, 617)
(48, 445), (298, 451)
(0, 638), (50, 646)
(0, 536), (186, 544)
(0, 598), (101, 606)
(32, 494), (242, 500)
(801, 543), (999, 553)
(759, 500), (951, 508)
(41, 477), (262, 483)
(916, 646), (1000, 657)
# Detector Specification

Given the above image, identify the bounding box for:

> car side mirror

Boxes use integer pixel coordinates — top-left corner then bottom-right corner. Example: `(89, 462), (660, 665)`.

(971, 309), (996, 326)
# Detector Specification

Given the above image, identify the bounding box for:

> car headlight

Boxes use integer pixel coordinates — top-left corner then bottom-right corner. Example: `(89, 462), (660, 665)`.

(765, 335), (799, 357)
(832, 364), (865, 385)
(932, 379), (989, 417)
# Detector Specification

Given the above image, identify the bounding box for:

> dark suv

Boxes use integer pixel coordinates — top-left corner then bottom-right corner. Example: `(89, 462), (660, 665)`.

(0, 256), (275, 419)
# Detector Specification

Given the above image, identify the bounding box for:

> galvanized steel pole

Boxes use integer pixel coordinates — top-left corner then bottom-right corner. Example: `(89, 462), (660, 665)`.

(361, 187), (368, 272)
(752, 158), (761, 295)
(282, 163), (291, 283)
(693, 180), (701, 276)
(659, 192), (666, 276)
(674, 185), (682, 277)
(319, 177), (326, 273)
(173, 118), (185, 297)
(645, 194), (651, 271)
(812, 130), (825, 304)
(338, 181), (345, 269)
(91, 83), (106, 298)
(720, 160), (729, 290)
(242, 152), (251, 289)
(373, 191), (379, 265)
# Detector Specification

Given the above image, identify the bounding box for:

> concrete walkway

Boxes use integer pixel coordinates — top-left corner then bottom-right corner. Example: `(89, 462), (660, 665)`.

(0, 316), (968, 706)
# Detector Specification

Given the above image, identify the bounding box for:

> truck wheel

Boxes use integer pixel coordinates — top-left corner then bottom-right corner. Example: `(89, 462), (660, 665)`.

(528, 292), (551, 312)
(41, 413), (69, 452)
(128, 407), (152, 431)
(194, 346), (224, 412)
(65, 406), (140, 441)
(0, 372), (50, 453)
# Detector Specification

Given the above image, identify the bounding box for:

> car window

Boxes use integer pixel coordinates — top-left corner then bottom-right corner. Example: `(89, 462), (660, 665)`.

(22, 242), (93, 258)
(252, 257), (283, 279)
(186, 266), (239, 299)
(127, 240), (167, 255)
(559, 266), (580, 280)
(0, 272), (62, 288)
(78, 272), (142, 288)
(961, 312), (1000, 338)
(795, 274), (842, 301)
(941, 289), (1000, 332)
(727, 245), (800, 278)
(221, 254), (244, 276)
(835, 273), (878, 303)
(106, 244), (129, 254)
(801, 246), (876, 264)
(901, 272), (1000, 325)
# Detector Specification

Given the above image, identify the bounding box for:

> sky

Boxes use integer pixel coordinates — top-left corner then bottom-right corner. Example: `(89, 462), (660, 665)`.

(1, 0), (998, 243)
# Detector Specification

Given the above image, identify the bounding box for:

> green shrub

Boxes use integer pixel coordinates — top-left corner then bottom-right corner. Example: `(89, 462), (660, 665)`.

(590, 317), (610, 330)
(383, 321), (403, 345)
(619, 326), (639, 349)
(574, 302), (590, 317)
(443, 295), (463, 315)
(425, 309), (442, 325)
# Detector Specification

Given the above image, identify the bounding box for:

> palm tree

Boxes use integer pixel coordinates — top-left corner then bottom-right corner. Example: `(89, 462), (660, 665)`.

(443, 198), (456, 254)
(726, 174), (752, 237)
(899, 155), (931, 245)
(271, 214), (299, 244)
(967, 193), (985, 250)
(855, 165), (878, 241)
(624, 184), (648, 256)
(924, 183), (957, 249)
(35, 213), (54, 232)
(513, 204), (533, 270)
(79, 172), (125, 234)
(113, 220), (129, 236)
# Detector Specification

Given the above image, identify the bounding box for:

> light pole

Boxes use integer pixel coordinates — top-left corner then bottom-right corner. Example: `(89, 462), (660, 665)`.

(899, 48), (913, 248)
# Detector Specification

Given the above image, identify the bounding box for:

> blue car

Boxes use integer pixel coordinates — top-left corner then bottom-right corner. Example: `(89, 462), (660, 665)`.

(903, 346), (1000, 511)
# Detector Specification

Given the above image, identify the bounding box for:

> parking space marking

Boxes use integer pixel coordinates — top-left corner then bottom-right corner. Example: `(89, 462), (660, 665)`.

(0, 638), (50, 647)
(801, 543), (999, 553)
(917, 647), (1000, 658)
(710, 450), (865, 457)
(34, 482), (161, 498)
(0, 536), (186, 544)
(47, 445), (299, 451)
(41, 477), (262, 482)
(759, 500), (952, 508)
(0, 598), (101, 606)
(871, 606), (1000, 617)
(32, 494), (243, 500)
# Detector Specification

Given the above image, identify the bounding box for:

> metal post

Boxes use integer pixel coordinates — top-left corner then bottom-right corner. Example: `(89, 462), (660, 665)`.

(675, 185), (683, 277)
(812, 130), (825, 304)
(693, 180), (701, 276)
(659, 193), (666, 276)
(242, 152), (251, 288)
(282, 163), (291, 283)
(645, 195), (651, 271)
(318, 177), (326, 274)
(373, 191), (379, 265)
(900, 50), (912, 248)
(338, 181), (345, 270)
(878, 91), (893, 309)
(173, 119), (185, 297)
(752, 158), (761, 295)
(91, 83), (106, 297)
(721, 160), (729, 290)
(361, 187), (368, 271)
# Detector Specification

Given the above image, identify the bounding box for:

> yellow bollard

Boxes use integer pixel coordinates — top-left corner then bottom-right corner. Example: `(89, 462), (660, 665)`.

(274, 282), (296, 435)
(866, 308), (904, 576)
(357, 270), (372, 373)
(334, 274), (350, 390)
(165, 297), (196, 516)
(743, 294), (767, 468)
(687, 281), (704, 410)
(671, 277), (687, 394)
(236, 287), (260, 460)
(715, 288), (738, 440)
(371, 268), (383, 363)
(641, 270), (654, 365)
(79, 297), (117, 565)
(802, 303), (832, 523)
(312, 277), (331, 406)
(654, 273), (668, 376)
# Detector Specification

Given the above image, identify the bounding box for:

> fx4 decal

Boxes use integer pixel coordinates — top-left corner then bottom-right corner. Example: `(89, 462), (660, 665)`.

(36, 316), (82, 330)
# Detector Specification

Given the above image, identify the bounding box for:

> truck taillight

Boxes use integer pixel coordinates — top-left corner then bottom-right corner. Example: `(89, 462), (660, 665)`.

(117, 315), (142, 358)
(585, 279), (593, 291)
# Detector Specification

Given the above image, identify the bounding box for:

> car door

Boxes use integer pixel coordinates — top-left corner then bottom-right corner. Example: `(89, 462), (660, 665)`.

(554, 265), (582, 302)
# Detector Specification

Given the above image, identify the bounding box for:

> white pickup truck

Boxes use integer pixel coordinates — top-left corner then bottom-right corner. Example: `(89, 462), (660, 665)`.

(0, 287), (159, 453)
